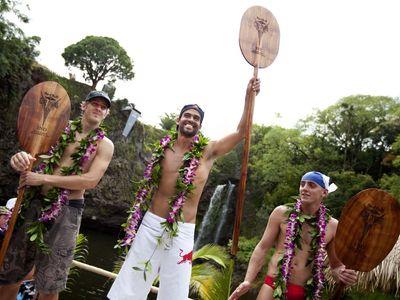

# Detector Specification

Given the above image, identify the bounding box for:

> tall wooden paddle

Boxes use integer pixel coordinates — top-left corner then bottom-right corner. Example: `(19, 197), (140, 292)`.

(231, 6), (280, 255)
(331, 188), (400, 299)
(0, 81), (70, 267)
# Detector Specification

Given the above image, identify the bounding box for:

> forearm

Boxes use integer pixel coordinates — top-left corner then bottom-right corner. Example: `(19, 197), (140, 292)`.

(244, 245), (268, 283)
(42, 173), (99, 190)
(236, 90), (254, 137)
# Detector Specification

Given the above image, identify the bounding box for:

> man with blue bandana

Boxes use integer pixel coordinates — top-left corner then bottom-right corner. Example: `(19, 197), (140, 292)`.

(230, 171), (357, 300)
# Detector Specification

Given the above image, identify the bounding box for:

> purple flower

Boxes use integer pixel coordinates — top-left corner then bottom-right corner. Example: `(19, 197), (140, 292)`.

(160, 135), (171, 148)
(39, 189), (70, 222)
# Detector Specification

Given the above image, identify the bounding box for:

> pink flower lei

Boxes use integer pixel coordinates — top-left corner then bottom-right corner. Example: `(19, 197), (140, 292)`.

(24, 118), (106, 251)
(118, 131), (208, 248)
(274, 199), (329, 300)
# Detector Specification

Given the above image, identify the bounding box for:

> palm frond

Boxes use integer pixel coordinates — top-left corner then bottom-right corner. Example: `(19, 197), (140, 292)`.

(65, 233), (89, 292)
(206, 259), (234, 300)
(193, 244), (231, 268)
(190, 244), (234, 300)
(190, 264), (221, 299)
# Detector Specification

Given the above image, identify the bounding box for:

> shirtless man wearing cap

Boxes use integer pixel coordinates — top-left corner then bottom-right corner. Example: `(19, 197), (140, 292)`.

(0, 90), (114, 300)
(229, 171), (357, 300)
(108, 78), (260, 300)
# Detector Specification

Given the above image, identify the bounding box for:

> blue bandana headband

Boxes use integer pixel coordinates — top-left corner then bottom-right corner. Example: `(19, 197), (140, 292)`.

(301, 171), (338, 193)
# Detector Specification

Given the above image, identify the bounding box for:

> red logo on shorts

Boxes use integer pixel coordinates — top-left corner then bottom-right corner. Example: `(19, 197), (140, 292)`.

(177, 249), (193, 264)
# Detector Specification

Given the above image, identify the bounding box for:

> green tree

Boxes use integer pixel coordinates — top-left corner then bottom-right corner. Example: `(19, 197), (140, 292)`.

(159, 112), (178, 131)
(248, 125), (311, 209)
(62, 36), (134, 89)
(299, 95), (400, 178)
(0, 0), (40, 105)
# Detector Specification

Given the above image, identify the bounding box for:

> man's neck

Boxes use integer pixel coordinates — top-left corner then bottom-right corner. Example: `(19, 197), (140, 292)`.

(175, 134), (194, 151)
(301, 201), (322, 215)
(81, 117), (101, 135)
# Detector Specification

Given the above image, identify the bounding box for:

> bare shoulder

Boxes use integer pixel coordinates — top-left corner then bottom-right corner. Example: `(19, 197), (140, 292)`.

(98, 137), (114, 156)
(326, 216), (339, 242)
(99, 137), (114, 149)
(269, 205), (289, 221)
(328, 216), (338, 228)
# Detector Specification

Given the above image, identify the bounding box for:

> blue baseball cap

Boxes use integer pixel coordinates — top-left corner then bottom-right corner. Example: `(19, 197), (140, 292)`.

(85, 90), (111, 108)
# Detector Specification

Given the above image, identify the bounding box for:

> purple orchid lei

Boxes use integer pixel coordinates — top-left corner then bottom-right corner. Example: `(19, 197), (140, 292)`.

(118, 131), (208, 248)
(25, 118), (106, 250)
(274, 199), (328, 300)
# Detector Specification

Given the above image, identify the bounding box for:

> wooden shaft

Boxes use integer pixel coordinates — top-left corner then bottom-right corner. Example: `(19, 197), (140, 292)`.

(71, 260), (193, 298)
(0, 182), (26, 267)
(231, 34), (262, 256)
(231, 83), (256, 256)
(0, 157), (35, 267)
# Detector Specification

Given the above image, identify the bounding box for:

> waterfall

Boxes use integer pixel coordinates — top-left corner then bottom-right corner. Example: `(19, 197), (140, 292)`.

(194, 184), (226, 250)
(214, 181), (235, 244)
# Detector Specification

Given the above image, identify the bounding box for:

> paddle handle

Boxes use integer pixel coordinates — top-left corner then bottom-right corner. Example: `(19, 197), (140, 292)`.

(0, 156), (35, 268)
(231, 29), (262, 256)
(231, 86), (256, 255)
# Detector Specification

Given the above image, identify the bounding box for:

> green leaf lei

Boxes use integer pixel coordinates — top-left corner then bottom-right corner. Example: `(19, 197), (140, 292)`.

(273, 201), (331, 300)
(23, 117), (106, 252)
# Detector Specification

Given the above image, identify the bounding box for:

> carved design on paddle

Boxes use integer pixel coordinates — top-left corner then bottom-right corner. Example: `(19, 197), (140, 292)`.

(40, 91), (61, 126)
(355, 204), (384, 252)
(252, 17), (269, 56)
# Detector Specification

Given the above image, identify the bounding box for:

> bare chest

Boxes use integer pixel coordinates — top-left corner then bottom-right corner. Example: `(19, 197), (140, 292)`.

(52, 137), (96, 174)
(160, 149), (211, 186)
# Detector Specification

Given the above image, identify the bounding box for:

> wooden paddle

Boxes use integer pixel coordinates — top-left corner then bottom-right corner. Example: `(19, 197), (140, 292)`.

(331, 188), (400, 299)
(0, 81), (70, 267)
(231, 6), (280, 255)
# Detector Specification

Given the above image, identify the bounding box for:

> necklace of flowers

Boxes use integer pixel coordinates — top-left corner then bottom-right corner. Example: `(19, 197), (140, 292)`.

(23, 117), (106, 251)
(117, 130), (208, 249)
(273, 199), (329, 300)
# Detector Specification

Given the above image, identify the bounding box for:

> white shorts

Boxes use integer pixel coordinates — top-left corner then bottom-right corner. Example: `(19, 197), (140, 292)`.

(108, 211), (195, 300)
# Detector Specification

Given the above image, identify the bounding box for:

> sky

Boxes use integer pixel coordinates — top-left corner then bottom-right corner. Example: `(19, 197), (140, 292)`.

(20, 0), (400, 140)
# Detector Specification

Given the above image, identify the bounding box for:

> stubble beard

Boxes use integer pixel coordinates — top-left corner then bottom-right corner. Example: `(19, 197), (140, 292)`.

(178, 124), (198, 138)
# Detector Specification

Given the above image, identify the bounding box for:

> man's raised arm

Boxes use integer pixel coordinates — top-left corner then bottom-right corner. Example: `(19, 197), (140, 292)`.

(206, 77), (260, 159)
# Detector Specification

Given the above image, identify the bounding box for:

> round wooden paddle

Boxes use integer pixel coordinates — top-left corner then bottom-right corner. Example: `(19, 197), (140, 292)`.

(231, 6), (280, 255)
(331, 188), (400, 299)
(0, 81), (71, 266)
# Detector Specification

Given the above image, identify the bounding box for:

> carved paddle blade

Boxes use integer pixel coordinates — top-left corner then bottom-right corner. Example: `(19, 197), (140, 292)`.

(335, 188), (400, 272)
(17, 81), (71, 155)
(239, 6), (280, 69)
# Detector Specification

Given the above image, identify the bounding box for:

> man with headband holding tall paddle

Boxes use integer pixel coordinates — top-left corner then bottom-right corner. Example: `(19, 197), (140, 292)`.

(0, 89), (114, 300)
(108, 78), (260, 300)
(230, 171), (357, 300)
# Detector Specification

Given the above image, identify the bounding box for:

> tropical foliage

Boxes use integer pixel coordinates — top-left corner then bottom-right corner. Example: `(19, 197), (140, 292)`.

(190, 244), (233, 300)
(64, 233), (89, 292)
